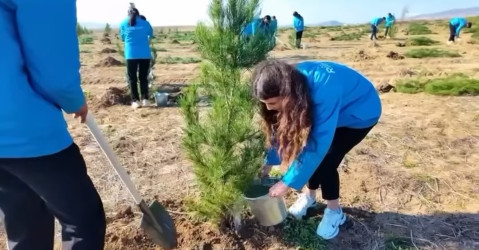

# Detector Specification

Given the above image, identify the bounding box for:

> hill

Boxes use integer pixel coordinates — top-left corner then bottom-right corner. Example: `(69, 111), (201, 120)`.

(409, 7), (479, 20)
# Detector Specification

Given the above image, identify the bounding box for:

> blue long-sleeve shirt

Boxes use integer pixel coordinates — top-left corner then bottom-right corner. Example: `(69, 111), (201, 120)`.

(371, 17), (384, 27)
(386, 15), (396, 27)
(265, 61), (382, 190)
(294, 16), (304, 32)
(120, 17), (153, 59)
(0, 0), (85, 158)
(450, 17), (468, 37)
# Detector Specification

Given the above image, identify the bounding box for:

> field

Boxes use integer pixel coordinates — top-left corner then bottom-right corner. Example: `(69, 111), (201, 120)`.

(2, 20), (479, 249)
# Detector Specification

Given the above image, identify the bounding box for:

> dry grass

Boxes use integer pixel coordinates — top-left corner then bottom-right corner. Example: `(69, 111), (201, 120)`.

(1, 20), (478, 250)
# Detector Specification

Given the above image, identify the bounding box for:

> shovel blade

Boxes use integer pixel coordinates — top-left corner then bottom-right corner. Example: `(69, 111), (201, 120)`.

(139, 201), (177, 249)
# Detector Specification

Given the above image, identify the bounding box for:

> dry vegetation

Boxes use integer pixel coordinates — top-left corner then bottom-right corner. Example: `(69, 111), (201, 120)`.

(1, 18), (479, 250)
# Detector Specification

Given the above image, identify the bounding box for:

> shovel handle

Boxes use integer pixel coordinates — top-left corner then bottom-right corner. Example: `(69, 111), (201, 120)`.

(85, 113), (143, 204)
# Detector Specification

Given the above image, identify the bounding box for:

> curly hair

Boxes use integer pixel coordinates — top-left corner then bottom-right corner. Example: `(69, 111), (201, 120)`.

(252, 60), (312, 169)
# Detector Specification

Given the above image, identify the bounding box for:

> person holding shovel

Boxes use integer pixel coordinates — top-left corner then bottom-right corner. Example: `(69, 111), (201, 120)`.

(120, 5), (154, 108)
(253, 60), (381, 240)
(370, 16), (385, 40)
(448, 17), (472, 43)
(0, 0), (106, 249)
(384, 13), (396, 38)
(293, 11), (304, 48)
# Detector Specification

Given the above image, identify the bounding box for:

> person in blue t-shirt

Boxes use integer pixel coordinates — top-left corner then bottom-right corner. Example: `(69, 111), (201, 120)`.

(293, 11), (305, 48)
(0, 0), (106, 249)
(253, 60), (381, 240)
(384, 13), (396, 38)
(370, 17), (385, 40)
(448, 17), (472, 43)
(120, 7), (154, 108)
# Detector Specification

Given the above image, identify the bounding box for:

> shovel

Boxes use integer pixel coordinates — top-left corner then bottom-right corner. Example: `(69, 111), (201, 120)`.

(85, 113), (177, 249)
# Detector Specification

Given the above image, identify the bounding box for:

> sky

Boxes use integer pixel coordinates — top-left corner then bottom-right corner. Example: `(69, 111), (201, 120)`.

(77, 0), (478, 27)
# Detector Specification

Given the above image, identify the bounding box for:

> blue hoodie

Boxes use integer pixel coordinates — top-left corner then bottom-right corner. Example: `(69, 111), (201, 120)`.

(371, 17), (384, 27)
(265, 61), (382, 190)
(0, 0), (84, 158)
(450, 17), (468, 37)
(120, 17), (153, 59)
(386, 15), (396, 27)
(271, 19), (278, 35)
(294, 16), (304, 32)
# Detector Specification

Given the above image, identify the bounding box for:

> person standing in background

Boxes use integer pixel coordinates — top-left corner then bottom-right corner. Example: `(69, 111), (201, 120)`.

(370, 16), (385, 40)
(293, 11), (304, 48)
(120, 6), (154, 108)
(448, 17), (472, 43)
(384, 13), (396, 38)
(0, 0), (106, 249)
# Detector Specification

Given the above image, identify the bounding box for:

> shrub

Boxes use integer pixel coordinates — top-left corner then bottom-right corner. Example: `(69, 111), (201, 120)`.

(407, 36), (439, 46)
(396, 74), (479, 96)
(79, 36), (94, 45)
(179, 0), (271, 225)
(405, 48), (460, 58)
(408, 23), (432, 35)
(158, 56), (201, 64)
(331, 32), (362, 41)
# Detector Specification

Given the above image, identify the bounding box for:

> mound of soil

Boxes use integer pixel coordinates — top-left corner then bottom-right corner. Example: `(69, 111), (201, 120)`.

(387, 51), (405, 60)
(101, 37), (112, 45)
(352, 50), (376, 61)
(95, 57), (123, 67)
(376, 82), (396, 93)
(171, 39), (180, 44)
(99, 87), (131, 107)
(100, 48), (118, 54)
(396, 42), (407, 47)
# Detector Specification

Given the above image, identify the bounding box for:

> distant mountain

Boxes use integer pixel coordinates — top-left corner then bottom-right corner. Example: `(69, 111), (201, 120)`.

(317, 20), (344, 27)
(408, 7), (479, 20)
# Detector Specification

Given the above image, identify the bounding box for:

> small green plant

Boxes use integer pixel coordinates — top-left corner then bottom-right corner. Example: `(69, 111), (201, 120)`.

(407, 23), (432, 35)
(395, 74), (479, 96)
(405, 48), (460, 58)
(407, 36), (439, 46)
(79, 36), (94, 45)
(104, 23), (111, 34)
(76, 23), (91, 36)
(116, 42), (125, 61)
(331, 32), (362, 41)
(283, 217), (327, 250)
(385, 237), (415, 250)
(158, 56), (201, 64)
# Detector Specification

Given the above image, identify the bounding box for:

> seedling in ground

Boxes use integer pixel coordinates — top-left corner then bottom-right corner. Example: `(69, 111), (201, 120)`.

(407, 23), (433, 35)
(330, 32), (362, 41)
(407, 37), (439, 46)
(405, 48), (460, 58)
(395, 73), (479, 96)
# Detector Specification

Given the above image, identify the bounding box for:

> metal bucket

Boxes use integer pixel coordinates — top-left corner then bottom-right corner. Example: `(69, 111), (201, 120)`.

(154, 92), (169, 107)
(244, 183), (287, 226)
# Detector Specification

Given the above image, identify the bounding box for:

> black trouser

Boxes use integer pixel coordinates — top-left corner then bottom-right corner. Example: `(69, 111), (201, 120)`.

(296, 30), (303, 48)
(384, 26), (390, 37)
(0, 144), (106, 250)
(126, 59), (151, 102)
(307, 126), (375, 200)
(370, 25), (378, 40)
(449, 24), (456, 42)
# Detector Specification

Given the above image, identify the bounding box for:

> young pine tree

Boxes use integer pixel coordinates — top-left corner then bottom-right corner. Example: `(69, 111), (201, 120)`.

(104, 23), (112, 35)
(180, 0), (271, 225)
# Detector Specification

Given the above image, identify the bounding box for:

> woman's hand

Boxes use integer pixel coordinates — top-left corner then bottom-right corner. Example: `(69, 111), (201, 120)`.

(269, 181), (289, 197)
(259, 164), (273, 178)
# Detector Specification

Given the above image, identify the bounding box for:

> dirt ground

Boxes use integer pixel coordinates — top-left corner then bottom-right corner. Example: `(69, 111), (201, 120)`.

(1, 22), (478, 249)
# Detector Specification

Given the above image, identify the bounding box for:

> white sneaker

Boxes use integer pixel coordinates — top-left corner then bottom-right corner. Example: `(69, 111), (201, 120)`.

(288, 193), (316, 219)
(141, 99), (150, 107)
(131, 101), (141, 109)
(316, 207), (347, 240)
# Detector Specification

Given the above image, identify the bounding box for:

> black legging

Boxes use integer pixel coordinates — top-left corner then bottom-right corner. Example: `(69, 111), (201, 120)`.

(296, 30), (303, 48)
(449, 24), (456, 42)
(307, 126), (375, 200)
(126, 59), (151, 102)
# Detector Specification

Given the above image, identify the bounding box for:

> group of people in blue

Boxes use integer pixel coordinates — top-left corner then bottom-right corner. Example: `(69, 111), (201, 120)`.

(370, 13), (396, 40)
(0, 0), (476, 249)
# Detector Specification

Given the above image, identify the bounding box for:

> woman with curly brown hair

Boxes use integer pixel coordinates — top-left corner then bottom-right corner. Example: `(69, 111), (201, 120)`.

(253, 60), (381, 240)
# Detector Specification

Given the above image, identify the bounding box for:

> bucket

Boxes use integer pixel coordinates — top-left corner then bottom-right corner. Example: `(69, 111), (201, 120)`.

(154, 92), (169, 107)
(244, 183), (287, 226)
